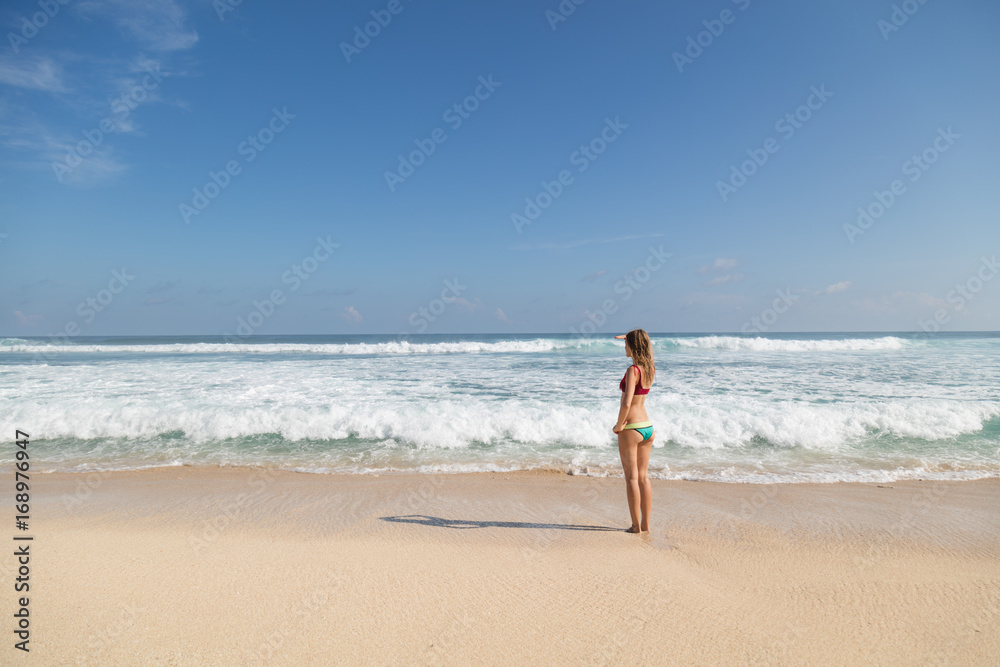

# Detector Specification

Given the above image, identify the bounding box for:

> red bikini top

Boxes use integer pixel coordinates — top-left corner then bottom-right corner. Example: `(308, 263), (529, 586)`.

(620, 365), (650, 395)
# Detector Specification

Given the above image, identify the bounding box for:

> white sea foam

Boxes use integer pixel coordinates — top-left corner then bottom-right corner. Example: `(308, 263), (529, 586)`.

(0, 338), (608, 356)
(5, 388), (997, 453)
(0, 338), (36, 346)
(0, 336), (914, 355)
(3, 333), (998, 482)
(665, 336), (907, 352)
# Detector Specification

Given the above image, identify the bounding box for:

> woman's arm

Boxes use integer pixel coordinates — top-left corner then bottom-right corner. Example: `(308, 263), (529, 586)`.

(613, 367), (637, 433)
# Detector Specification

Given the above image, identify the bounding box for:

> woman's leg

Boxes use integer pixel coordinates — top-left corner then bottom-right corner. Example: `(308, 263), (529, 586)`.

(637, 433), (653, 532)
(618, 429), (642, 532)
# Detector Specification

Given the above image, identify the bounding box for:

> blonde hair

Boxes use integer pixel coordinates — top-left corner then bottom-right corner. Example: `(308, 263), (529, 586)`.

(625, 329), (655, 389)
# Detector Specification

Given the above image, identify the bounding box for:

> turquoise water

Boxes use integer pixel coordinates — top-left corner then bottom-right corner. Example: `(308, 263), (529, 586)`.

(2, 332), (998, 482)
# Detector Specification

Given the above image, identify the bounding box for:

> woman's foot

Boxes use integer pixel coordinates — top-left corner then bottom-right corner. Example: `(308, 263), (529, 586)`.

(626, 524), (641, 533)
(640, 525), (649, 533)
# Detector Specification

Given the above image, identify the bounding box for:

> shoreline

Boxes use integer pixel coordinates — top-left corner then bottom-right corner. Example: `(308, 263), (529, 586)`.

(17, 466), (1000, 663)
(30, 460), (1000, 486)
(32, 460), (1000, 480)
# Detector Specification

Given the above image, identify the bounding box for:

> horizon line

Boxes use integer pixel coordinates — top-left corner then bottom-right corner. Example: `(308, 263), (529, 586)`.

(4, 330), (999, 338)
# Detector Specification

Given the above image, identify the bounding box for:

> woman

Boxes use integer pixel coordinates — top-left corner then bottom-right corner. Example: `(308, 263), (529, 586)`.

(612, 329), (655, 534)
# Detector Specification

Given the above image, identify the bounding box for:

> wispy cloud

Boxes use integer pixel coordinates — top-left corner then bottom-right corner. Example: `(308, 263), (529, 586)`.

(449, 296), (483, 312)
(143, 296), (178, 306)
(0, 1), (195, 185)
(13, 310), (44, 325)
(147, 280), (179, 294)
(514, 233), (664, 251)
(581, 270), (606, 282)
(815, 281), (852, 295)
(495, 307), (509, 322)
(0, 56), (67, 92)
(78, 0), (199, 52)
(698, 257), (738, 273)
(0, 82), (131, 185)
(304, 287), (357, 297)
(705, 273), (744, 286)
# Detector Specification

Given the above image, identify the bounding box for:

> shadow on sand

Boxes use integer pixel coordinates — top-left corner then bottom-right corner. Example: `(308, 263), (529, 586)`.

(381, 514), (622, 531)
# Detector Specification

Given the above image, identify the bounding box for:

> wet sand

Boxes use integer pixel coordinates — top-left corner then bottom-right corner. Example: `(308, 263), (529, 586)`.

(13, 466), (1000, 664)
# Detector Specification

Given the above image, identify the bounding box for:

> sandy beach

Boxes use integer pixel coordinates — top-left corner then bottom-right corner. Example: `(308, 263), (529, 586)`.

(7, 466), (996, 665)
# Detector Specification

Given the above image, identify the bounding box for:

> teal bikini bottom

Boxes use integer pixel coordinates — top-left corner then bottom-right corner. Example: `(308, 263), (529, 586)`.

(623, 420), (653, 441)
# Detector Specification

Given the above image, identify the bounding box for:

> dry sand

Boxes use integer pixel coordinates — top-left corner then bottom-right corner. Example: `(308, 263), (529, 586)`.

(10, 466), (1000, 665)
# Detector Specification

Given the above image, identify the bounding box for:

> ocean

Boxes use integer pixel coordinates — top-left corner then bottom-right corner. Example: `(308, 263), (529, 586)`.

(2, 332), (998, 483)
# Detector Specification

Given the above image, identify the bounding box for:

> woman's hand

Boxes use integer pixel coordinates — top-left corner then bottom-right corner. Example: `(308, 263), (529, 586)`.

(612, 423), (623, 434)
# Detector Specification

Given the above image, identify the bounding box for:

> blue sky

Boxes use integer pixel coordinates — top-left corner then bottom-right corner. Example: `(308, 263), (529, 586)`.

(1, 0), (998, 336)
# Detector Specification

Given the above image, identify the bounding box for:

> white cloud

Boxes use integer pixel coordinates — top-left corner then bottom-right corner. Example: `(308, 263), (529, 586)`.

(816, 281), (852, 295)
(13, 310), (43, 325)
(514, 233), (664, 251)
(698, 257), (738, 273)
(449, 296), (483, 312)
(78, 0), (199, 52)
(0, 57), (66, 92)
(495, 308), (509, 322)
(57, 150), (130, 185)
(0, 29), (191, 182)
(0, 3), (190, 185)
(341, 306), (362, 323)
(705, 273), (744, 286)
(581, 270), (606, 282)
(0, 108), (130, 186)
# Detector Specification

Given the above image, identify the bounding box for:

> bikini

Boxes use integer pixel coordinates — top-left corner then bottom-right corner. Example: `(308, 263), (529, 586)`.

(620, 365), (653, 441)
